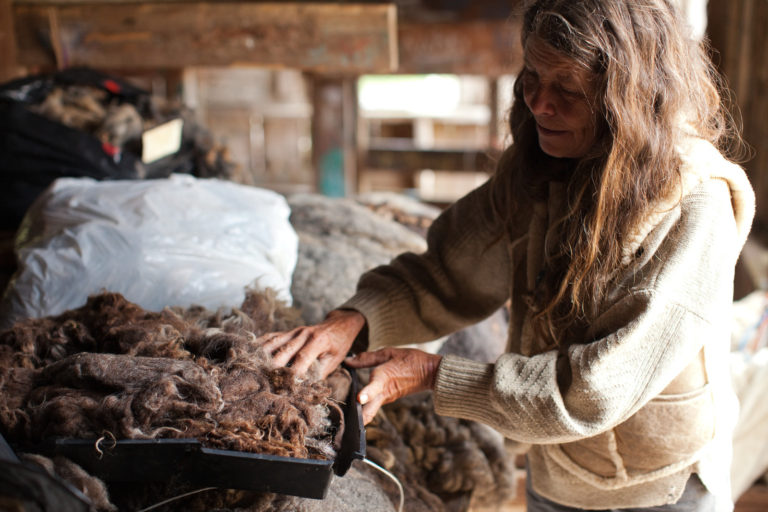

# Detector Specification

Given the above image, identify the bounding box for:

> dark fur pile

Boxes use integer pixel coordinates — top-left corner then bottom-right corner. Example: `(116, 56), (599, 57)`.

(0, 290), (345, 461)
(365, 392), (516, 511)
(354, 192), (443, 239)
(20, 453), (117, 512)
(0, 286), (517, 512)
(288, 193), (428, 325)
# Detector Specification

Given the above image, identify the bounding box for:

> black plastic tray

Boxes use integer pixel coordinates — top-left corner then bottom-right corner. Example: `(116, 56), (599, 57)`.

(44, 367), (366, 500)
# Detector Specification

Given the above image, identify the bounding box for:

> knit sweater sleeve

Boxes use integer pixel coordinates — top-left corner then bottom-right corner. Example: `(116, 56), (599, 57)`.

(340, 175), (521, 349)
(434, 179), (744, 444)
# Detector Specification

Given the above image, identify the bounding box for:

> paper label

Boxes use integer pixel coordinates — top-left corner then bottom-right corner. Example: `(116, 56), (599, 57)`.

(142, 118), (183, 163)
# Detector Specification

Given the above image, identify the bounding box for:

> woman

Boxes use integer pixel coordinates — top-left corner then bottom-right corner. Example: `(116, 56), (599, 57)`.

(263, 0), (755, 509)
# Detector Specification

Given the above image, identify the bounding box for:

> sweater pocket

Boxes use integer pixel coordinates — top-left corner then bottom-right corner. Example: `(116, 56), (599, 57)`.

(614, 384), (715, 475)
(552, 384), (715, 489)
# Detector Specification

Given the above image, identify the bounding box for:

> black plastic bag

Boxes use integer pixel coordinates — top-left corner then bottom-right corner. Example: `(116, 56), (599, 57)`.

(0, 69), (152, 231)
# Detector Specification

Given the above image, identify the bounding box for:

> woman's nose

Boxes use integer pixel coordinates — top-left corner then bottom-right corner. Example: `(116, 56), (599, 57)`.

(526, 85), (556, 116)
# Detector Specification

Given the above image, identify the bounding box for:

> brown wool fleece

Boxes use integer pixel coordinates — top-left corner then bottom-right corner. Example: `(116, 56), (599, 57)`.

(1, 290), (347, 461)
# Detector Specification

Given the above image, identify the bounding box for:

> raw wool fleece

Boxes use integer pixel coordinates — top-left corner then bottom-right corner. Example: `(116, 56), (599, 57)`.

(365, 392), (516, 511)
(0, 290), (347, 461)
(355, 191), (443, 239)
(30, 85), (143, 148)
(20, 453), (117, 512)
(288, 193), (428, 325)
(288, 194), (427, 324)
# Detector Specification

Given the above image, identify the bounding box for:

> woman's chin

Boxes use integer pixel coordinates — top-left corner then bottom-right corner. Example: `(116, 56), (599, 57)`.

(539, 145), (570, 159)
(538, 141), (585, 160)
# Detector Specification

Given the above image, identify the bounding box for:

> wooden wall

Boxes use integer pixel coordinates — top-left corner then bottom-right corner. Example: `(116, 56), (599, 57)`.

(708, 0), (768, 234)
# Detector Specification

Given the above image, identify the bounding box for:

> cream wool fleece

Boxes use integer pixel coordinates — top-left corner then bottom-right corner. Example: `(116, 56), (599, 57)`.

(342, 139), (754, 510)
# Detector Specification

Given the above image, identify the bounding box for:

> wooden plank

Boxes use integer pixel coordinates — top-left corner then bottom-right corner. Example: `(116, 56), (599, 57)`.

(14, 0), (192, 3)
(0, 0), (20, 82)
(398, 19), (523, 76)
(13, 2), (398, 73)
(366, 147), (496, 172)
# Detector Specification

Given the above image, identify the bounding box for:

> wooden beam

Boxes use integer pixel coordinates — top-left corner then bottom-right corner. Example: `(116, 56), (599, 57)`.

(398, 19), (523, 76)
(0, 0), (20, 82)
(13, 2), (398, 73)
(365, 147), (497, 172)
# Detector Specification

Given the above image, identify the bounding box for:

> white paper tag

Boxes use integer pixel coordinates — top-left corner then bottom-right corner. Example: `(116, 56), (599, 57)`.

(142, 118), (183, 163)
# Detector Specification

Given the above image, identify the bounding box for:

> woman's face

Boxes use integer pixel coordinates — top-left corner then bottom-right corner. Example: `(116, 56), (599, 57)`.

(522, 36), (599, 159)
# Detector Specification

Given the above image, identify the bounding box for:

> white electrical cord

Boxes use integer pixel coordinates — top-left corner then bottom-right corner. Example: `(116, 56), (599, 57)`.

(136, 487), (216, 512)
(134, 459), (405, 512)
(362, 457), (404, 512)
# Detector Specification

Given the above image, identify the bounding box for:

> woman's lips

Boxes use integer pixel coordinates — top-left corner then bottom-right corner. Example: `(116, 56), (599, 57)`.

(536, 124), (567, 136)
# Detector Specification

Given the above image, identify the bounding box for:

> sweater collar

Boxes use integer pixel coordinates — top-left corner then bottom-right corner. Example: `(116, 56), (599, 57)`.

(620, 137), (755, 266)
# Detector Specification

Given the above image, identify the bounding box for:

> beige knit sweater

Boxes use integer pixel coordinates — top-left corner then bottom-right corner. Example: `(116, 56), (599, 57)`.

(342, 138), (755, 510)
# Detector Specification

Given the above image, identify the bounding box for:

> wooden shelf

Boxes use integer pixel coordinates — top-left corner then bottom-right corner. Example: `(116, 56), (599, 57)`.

(365, 147), (496, 172)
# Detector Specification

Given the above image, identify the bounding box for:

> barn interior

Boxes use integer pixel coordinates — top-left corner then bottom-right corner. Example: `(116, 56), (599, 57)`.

(1, 0), (768, 511)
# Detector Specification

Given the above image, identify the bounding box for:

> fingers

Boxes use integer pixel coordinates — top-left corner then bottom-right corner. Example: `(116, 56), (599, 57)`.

(259, 328), (323, 372)
(357, 379), (382, 407)
(343, 348), (392, 369)
(355, 358), (399, 424)
(291, 344), (331, 377)
(358, 380), (386, 425)
(260, 329), (299, 354)
(263, 329), (309, 368)
(261, 327), (348, 378)
(361, 397), (385, 425)
(347, 348), (443, 424)
(260, 311), (365, 377)
(311, 352), (348, 380)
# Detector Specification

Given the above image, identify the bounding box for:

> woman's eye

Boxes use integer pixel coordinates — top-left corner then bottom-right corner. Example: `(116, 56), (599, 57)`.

(559, 85), (583, 98)
(521, 70), (539, 89)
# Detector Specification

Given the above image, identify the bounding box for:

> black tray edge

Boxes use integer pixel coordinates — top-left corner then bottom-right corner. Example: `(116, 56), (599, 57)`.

(334, 363), (366, 476)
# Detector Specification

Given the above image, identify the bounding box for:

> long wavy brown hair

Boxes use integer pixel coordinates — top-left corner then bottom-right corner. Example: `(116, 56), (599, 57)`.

(493, 0), (742, 346)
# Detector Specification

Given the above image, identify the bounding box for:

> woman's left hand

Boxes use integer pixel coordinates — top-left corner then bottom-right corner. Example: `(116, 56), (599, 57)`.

(344, 347), (442, 424)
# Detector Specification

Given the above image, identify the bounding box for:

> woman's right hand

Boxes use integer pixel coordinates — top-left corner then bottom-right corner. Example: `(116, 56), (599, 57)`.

(260, 309), (366, 379)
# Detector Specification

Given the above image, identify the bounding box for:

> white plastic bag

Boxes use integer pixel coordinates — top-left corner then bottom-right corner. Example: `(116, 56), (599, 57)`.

(1, 174), (297, 328)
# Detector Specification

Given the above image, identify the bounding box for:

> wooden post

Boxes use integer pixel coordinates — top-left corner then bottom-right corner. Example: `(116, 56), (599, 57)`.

(0, 0), (19, 82)
(488, 77), (500, 150)
(708, 0), (768, 232)
(342, 78), (359, 196)
(311, 76), (358, 197)
(164, 69), (184, 102)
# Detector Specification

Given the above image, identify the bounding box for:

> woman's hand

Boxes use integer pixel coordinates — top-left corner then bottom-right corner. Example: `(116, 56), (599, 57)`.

(344, 348), (442, 424)
(260, 309), (365, 379)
